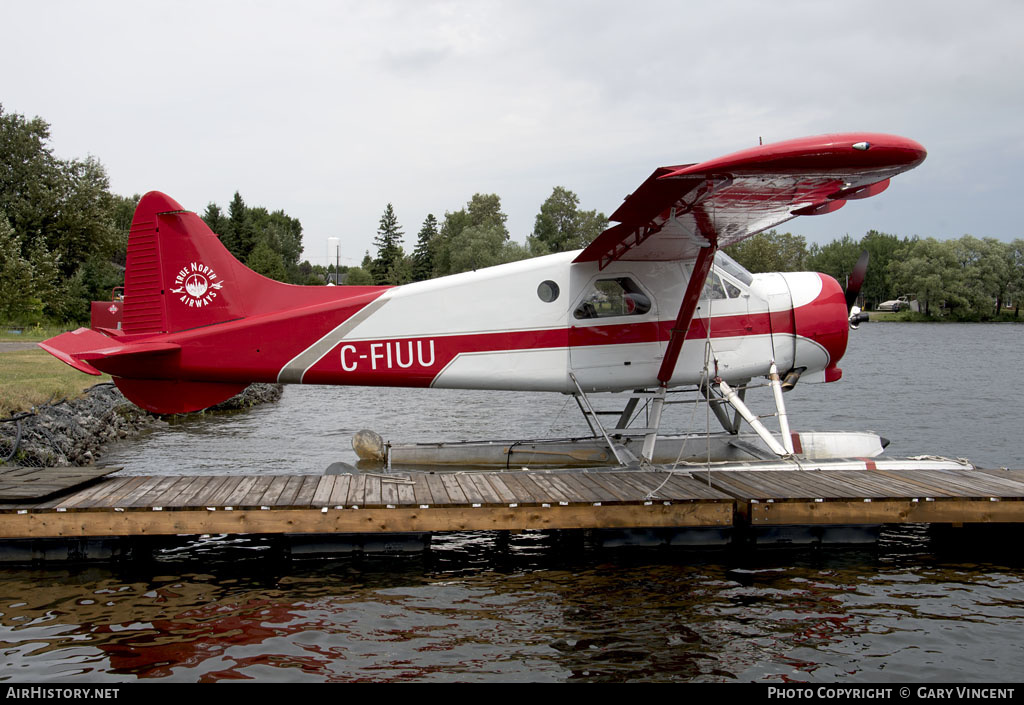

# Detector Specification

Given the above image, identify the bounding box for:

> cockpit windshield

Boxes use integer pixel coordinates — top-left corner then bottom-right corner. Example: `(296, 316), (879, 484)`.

(714, 250), (753, 286)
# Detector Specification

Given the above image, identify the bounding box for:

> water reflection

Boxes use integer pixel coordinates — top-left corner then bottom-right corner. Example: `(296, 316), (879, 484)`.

(2, 528), (1024, 682)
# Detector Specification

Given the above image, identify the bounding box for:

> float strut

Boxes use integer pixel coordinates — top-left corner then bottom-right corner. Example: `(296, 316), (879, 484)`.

(769, 362), (795, 454)
(641, 385), (667, 462)
(716, 378), (789, 456)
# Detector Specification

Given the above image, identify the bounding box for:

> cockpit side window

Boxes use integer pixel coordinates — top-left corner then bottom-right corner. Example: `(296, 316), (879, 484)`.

(701, 273), (728, 300)
(573, 277), (652, 319)
(702, 271), (744, 300)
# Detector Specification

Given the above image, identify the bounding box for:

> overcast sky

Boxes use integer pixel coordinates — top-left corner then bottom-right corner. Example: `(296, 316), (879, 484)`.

(4, 0), (1021, 266)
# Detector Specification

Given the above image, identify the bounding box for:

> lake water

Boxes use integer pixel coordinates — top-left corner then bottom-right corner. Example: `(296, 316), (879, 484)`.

(2, 322), (1023, 683)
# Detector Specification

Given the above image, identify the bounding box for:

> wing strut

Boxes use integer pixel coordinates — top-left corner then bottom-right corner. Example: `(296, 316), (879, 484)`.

(641, 238), (718, 462)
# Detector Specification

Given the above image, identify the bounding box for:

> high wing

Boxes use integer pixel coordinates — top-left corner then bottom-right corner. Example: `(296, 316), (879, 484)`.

(574, 133), (927, 384)
(575, 133), (927, 268)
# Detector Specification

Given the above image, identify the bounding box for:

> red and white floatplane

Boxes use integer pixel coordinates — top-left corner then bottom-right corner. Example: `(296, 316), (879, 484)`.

(39, 134), (971, 474)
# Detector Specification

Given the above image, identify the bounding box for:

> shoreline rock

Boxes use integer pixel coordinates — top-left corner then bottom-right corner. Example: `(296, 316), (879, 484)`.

(0, 383), (283, 467)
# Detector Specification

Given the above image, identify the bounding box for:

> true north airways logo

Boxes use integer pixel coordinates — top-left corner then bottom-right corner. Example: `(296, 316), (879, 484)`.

(170, 262), (224, 307)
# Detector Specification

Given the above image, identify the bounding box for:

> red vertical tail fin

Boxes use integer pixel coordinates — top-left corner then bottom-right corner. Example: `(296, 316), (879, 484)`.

(123, 191), (250, 335)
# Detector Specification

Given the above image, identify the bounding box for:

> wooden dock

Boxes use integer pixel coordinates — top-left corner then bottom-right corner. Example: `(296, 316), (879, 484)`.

(2, 466), (1024, 554)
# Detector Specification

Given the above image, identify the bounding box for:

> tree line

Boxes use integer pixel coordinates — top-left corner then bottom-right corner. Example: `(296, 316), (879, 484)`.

(343, 186), (607, 286)
(725, 230), (1024, 319)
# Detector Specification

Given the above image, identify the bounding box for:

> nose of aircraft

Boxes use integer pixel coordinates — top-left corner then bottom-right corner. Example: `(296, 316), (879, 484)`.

(790, 272), (850, 382)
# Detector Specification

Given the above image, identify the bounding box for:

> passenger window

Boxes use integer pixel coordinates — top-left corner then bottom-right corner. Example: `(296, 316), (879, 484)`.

(574, 278), (652, 319)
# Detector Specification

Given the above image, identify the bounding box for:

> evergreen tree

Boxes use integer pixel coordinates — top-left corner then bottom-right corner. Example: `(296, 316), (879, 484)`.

(202, 202), (227, 237)
(412, 214), (439, 282)
(371, 203), (405, 285)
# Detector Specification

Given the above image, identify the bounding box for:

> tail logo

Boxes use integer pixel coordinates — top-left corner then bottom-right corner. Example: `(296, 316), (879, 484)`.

(170, 262), (225, 308)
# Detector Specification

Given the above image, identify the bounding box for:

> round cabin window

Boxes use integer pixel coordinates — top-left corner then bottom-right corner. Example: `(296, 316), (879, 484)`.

(537, 280), (559, 303)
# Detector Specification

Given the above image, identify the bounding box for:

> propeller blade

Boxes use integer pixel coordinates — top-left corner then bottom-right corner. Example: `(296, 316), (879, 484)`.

(845, 250), (869, 313)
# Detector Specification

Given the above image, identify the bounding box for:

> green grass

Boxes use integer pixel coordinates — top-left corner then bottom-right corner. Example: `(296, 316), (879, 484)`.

(0, 323), (78, 343)
(0, 349), (110, 417)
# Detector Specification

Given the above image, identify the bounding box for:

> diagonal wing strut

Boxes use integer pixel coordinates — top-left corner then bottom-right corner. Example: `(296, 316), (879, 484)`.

(641, 211), (718, 462)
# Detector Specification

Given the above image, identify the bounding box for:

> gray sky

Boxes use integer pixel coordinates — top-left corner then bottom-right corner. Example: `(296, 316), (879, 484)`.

(4, 0), (1021, 267)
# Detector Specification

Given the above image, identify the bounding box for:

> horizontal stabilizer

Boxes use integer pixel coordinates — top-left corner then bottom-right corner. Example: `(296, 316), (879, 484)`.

(114, 378), (248, 414)
(37, 328), (113, 376)
(38, 329), (181, 378)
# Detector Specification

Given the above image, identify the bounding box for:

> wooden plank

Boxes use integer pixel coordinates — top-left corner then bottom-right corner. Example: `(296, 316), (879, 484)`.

(865, 469), (961, 498)
(200, 476), (238, 507)
(555, 473), (607, 503)
(822, 470), (928, 498)
(0, 502), (733, 539)
(42, 477), (116, 510)
(409, 474), (434, 506)
(526, 473), (573, 504)
(959, 468), (1024, 492)
(363, 474), (383, 507)
(910, 469), (1009, 496)
(311, 476), (336, 507)
(462, 473), (506, 505)
(346, 474), (367, 507)
(750, 498), (1024, 526)
(293, 476), (321, 508)
(391, 474), (417, 507)
(150, 477), (202, 508)
(580, 473), (638, 503)
(650, 472), (730, 501)
(497, 473), (543, 505)
(607, 472), (663, 501)
(820, 470), (946, 499)
(703, 472), (776, 500)
(241, 476), (276, 507)
(453, 473), (487, 505)
(439, 474), (469, 505)
(0, 466), (121, 502)
(192, 476), (237, 508)
(100, 476), (156, 508)
(575, 473), (634, 504)
(926, 468), (1024, 497)
(381, 475), (402, 506)
(976, 469), (1024, 484)
(761, 471), (878, 500)
(461, 473), (501, 505)
(509, 473), (556, 504)
(722, 470), (826, 499)
(113, 476), (171, 509)
(707, 471), (847, 501)
(327, 475), (352, 507)
(480, 474), (521, 505)
(273, 476), (307, 507)
(222, 476), (261, 507)
(66, 477), (136, 509)
(423, 473), (454, 507)
(258, 476), (292, 507)
(171, 477), (221, 508)
(586, 473), (641, 502)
